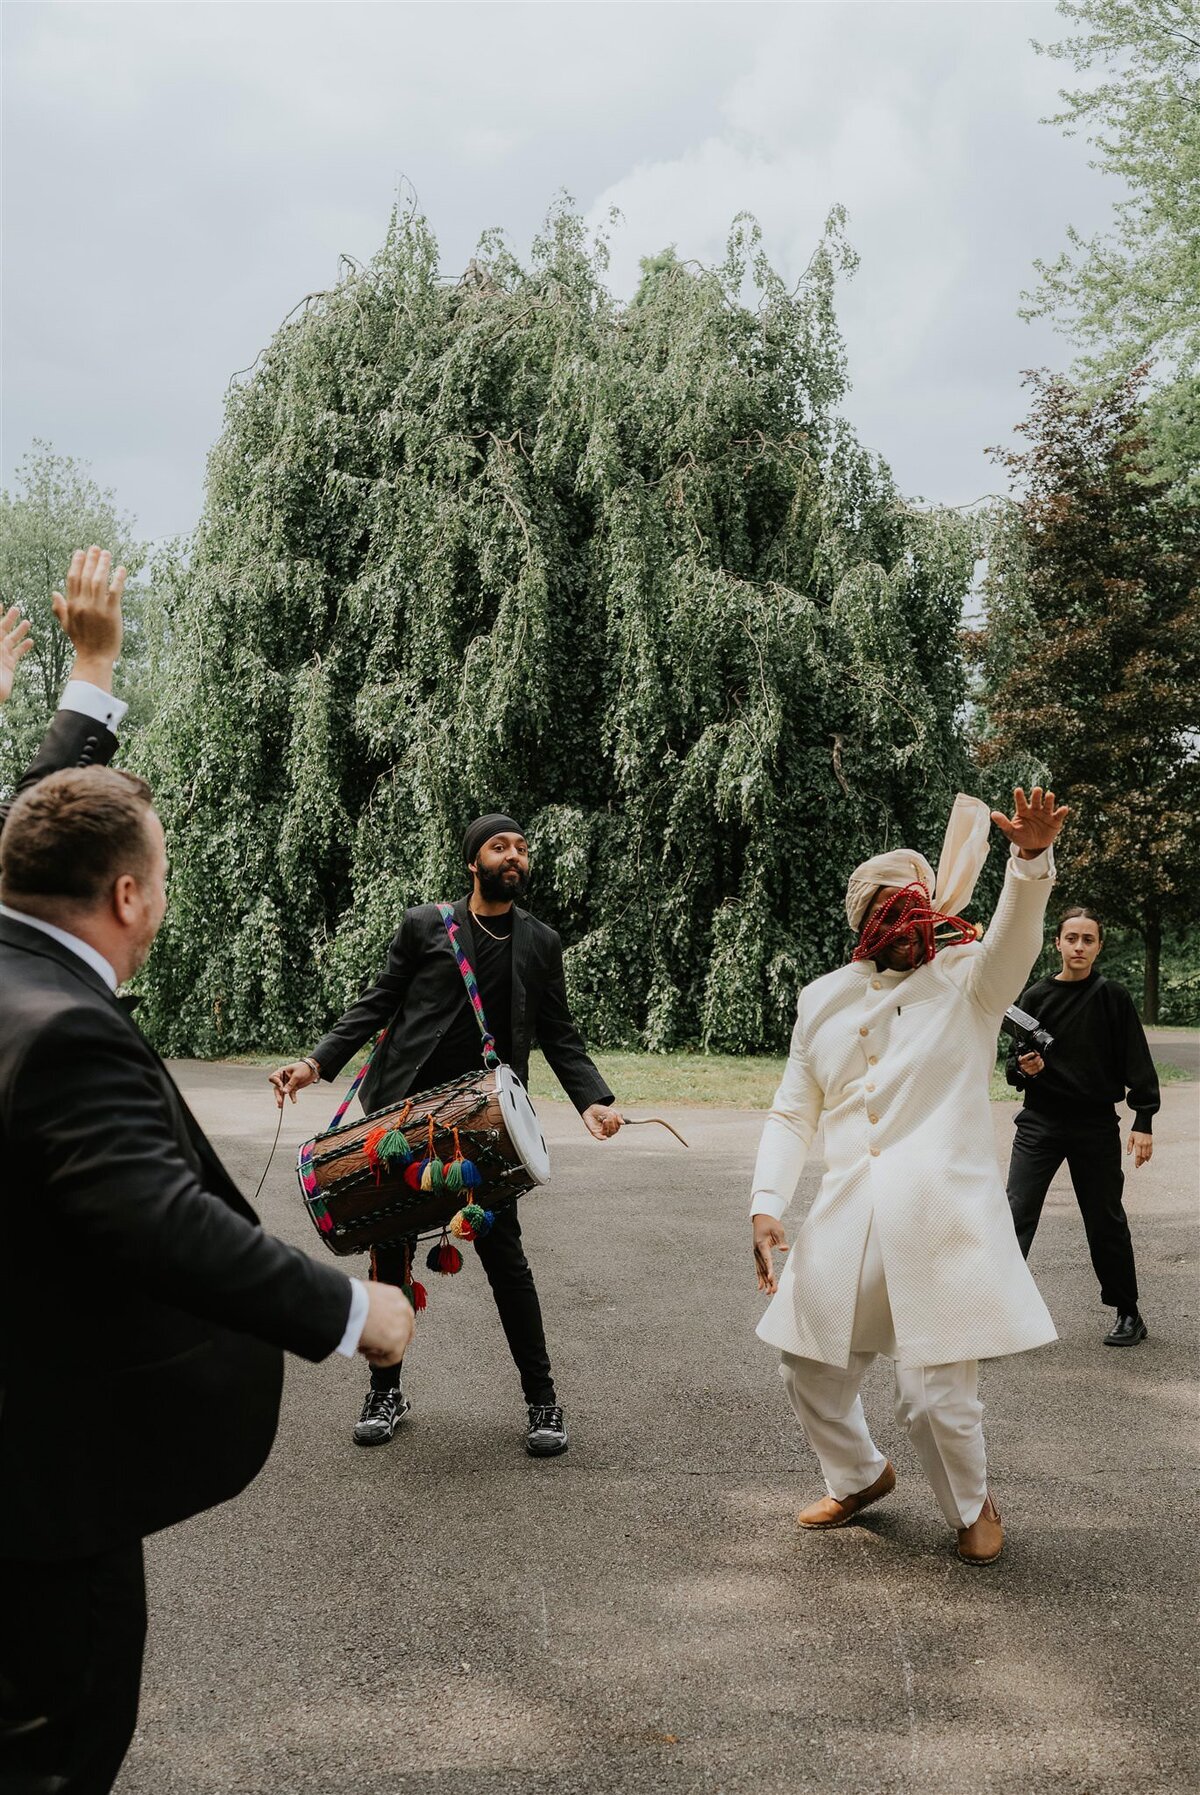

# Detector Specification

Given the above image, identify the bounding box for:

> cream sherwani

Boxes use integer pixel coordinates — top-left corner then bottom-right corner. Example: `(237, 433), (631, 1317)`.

(753, 846), (1058, 1367)
(752, 847), (1058, 1528)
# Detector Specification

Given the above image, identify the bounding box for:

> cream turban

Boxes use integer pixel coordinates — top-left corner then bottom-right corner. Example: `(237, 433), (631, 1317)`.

(844, 794), (992, 931)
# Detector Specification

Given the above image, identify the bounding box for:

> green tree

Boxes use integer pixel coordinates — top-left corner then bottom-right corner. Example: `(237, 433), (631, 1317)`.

(1022, 0), (1200, 490)
(976, 367), (1200, 1019)
(0, 442), (146, 790)
(133, 201), (978, 1058)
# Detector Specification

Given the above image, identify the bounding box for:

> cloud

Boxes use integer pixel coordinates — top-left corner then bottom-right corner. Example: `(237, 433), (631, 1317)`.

(2, 2), (1123, 538)
(585, 3), (1123, 505)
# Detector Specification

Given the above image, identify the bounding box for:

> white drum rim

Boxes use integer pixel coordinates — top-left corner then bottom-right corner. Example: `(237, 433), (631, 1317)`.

(495, 1065), (551, 1185)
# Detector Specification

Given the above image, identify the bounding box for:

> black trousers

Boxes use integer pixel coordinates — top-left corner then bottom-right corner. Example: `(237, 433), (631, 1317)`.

(369, 1204), (556, 1407)
(0, 1541), (146, 1795)
(1007, 1109), (1139, 1312)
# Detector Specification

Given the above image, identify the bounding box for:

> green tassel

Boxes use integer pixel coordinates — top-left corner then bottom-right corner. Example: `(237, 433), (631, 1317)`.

(419, 1158), (445, 1192)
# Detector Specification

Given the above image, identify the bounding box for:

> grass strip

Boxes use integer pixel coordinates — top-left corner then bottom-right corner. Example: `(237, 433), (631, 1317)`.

(225, 1048), (1192, 1110)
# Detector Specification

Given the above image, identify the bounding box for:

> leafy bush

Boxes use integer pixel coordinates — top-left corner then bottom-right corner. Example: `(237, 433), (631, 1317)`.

(132, 202), (978, 1056)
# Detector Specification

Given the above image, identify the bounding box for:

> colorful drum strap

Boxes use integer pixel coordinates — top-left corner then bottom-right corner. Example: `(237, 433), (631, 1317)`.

(322, 1035), (385, 1133)
(439, 903), (501, 1070)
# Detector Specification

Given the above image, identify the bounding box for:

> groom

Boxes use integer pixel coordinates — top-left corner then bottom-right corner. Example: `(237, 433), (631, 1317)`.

(752, 788), (1068, 1565)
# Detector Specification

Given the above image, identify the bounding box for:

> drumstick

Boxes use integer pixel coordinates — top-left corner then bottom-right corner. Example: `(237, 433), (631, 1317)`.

(618, 1115), (690, 1148)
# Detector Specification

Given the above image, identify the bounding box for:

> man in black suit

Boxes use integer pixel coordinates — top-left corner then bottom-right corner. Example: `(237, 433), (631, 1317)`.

(271, 813), (622, 1459)
(0, 551), (414, 1795)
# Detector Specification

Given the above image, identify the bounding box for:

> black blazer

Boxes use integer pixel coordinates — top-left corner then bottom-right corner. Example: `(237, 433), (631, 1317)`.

(0, 714), (354, 1562)
(0, 705), (117, 831)
(311, 897), (614, 1116)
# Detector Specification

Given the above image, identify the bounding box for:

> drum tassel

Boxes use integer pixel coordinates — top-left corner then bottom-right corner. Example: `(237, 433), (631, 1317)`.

(400, 1242), (427, 1313)
(373, 1242), (428, 1314)
(427, 1233), (464, 1275)
(449, 1203), (494, 1242)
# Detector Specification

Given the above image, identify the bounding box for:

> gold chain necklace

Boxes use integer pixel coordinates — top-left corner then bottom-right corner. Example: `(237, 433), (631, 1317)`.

(469, 908), (511, 942)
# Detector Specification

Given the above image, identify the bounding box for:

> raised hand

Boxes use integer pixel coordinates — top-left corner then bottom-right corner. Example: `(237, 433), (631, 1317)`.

(0, 607), (33, 704)
(990, 786), (1070, 859)
(52, 546), (126, 690)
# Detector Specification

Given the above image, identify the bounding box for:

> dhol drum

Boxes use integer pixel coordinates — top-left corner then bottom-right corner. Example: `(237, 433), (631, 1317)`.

(298, 1064), (550, 1256)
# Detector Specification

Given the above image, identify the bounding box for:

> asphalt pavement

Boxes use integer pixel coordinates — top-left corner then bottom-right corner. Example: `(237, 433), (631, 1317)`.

(118, 1063), (1199, 1795)
(1147, 1029), (1200, 1078)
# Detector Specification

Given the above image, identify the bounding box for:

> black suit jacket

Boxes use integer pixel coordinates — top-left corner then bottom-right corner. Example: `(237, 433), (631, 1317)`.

(0, 712), (354, 1562)
(310, 898), (614, 1115)
(0, 705), (117, 831)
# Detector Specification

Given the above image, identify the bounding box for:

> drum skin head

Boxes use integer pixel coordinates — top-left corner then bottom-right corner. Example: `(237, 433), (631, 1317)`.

(496, 1066), (550, 1185)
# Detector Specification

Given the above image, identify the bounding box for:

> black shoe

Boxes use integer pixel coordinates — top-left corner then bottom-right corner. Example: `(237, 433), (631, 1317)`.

(525, 1403), (568, 1457)
(1103, 1311), (1147, 1347)
(352, 1384), (411, 1446)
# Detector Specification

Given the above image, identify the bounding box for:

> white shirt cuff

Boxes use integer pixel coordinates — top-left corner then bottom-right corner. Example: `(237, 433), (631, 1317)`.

(1009, 843), (1055, 879)
(60, 681), (128, 733)
(334, 1277), (370, 1356)
(750, 1193), (789, 1222)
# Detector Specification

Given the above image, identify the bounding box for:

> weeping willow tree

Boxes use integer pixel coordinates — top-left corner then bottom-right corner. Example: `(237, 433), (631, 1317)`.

(134, 199), (977, 1057)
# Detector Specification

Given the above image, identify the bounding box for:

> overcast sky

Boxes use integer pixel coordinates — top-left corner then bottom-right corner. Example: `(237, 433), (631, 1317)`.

(2, 0), (1122, 546)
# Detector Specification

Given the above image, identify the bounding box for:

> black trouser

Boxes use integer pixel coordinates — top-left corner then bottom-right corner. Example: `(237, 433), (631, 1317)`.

(0, 1541), (146, 1795)
(369, 1204), (556, 1407)
(1007, 1109), (1139, 1312)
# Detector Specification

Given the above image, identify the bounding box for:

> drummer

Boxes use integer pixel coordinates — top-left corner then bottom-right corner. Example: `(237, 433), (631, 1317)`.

(269, 814), (621, 1457)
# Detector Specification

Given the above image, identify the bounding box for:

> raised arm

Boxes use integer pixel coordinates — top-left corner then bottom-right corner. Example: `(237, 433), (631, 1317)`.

(0, 548), (127, 831)
(958, 788), (1068, 1017)
(0, 710), (120, 836)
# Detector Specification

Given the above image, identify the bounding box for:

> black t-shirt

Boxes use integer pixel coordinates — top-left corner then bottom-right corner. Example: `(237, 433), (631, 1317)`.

(412, 909), (515, 1092)
(1006, 971), (1160, 1132)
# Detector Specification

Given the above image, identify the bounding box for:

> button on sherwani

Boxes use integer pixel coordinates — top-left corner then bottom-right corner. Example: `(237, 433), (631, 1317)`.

(752, 850), (1058, 1369)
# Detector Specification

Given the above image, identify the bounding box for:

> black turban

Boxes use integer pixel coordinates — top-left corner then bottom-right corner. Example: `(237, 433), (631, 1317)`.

(462, 813), (526, 867)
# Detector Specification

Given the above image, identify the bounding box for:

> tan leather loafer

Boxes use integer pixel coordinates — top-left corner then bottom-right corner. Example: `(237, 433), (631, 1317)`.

(957, 1494), (1004, 1565)
(797, 1461), (896, 1530)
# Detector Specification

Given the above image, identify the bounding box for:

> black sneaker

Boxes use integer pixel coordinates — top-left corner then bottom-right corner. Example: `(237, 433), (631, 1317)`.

(1103, 1311), (1148, 1347)
(525, 1403), (568, 1457)
(352, 1384), (411, 1446)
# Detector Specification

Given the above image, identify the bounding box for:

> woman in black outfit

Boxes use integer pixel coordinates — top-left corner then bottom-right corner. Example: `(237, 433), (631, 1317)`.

(1005, 906), (1159, 1347)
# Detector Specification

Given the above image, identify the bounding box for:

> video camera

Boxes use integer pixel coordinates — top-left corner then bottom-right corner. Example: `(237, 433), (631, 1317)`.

(1000, 1005), (1054, 1058)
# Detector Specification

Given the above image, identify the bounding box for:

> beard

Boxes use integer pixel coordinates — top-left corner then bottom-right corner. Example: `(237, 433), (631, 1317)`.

(876, 935), (928, 971)
(476, 863), (530, 903)
(127, 916), (161, 977)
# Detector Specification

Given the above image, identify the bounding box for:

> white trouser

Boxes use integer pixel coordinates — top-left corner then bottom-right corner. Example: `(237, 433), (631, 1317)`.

(780, 1351), (987, 1530)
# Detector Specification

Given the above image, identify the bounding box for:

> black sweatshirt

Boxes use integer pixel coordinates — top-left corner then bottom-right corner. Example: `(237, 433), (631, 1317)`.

(1005, 972), (1160, 1133)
